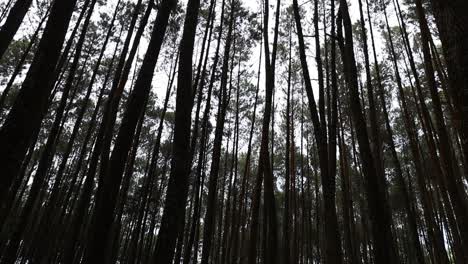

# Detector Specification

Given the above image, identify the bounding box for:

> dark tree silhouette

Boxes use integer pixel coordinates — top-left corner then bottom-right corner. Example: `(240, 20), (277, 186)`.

(0, 0), (77, 222)
(0, 0), (33, 59)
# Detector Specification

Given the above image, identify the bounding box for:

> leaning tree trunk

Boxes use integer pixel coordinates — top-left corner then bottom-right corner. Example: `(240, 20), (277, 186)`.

(76, 0), (142, 228)
(0, 0), (33, 59)
(430, 0), (468, 170)
(82, 0), (176, 263)
(0, 0), (77, 208)
(415, 0), (468, 258)
(10, 0), (98, 261)
(57, 6), (122, 261)
(381, 4), (451, 262)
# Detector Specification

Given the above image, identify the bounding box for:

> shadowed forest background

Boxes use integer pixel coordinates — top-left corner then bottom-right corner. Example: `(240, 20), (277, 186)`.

(0, 0), (467, 263)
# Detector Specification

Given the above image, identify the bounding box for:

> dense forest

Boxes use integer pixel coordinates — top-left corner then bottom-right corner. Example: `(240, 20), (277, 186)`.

(0, 0), (467, 263)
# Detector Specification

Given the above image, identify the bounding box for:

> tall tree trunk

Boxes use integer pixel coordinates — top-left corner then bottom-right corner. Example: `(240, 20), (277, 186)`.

(362, 1), (428, 263)
(392, 2), (468, 253)
(151, 0), (200, 262)
(38, 0), (118, 235)
(356, 0), (389, 224)
(83, 0), (176, 262)
(314, 0), (326, 138)
(0, 0), (78, 206)
(292, 0), (343, 263)
(57, 8), (122, 261)
(337, 1), (399, 263)
(234, 32), (262, 264)
(283, 26), (292, 264)
(247, 0), (281, 262)
(226, 56), (241, 264)
(430, 0), (468, 169)
(77, 0), (142, 228)
(337, 109), (359, 264)
(414, 0), (468, 256)
(183, 1), (225, 263)
(200, 3), (235, 262)
(382, 5), (451, 261)
(96, 0), (145, 183)
(0, 7), (49, 226)
(22, 1), (98, 261)
(114, 105), (147, 264)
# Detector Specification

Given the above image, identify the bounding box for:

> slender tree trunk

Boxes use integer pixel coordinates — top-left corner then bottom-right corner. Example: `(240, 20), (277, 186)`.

(183, 2), (225, 263)
(314, 0), (326, 139)
(430, 0), (468, 169)
(247, 0), (281, 262)
(151, 0), (200, 262)
(77, 0), (141, 228)
(292, 0), (343, 263)
(200, 3), (235, 263)
(226, 57), (241, 264)
(115, 104), (147, 264)
(96, 0), (146, 182)
(233, 32), (262, 264)
(49, 0), (93, 99)
(0, 0), (14, 21)
(385, 13), (451, 261)
(283, 26), (292, 264)
(83, 0), (175, 262)
(356, 1), (391, 238)
(337, 112), (359, 264)
(16, 2), (97, 259)
(39, 0), (117, 230)
(414, 0), (468, 256)
(58, 11), (122, 261)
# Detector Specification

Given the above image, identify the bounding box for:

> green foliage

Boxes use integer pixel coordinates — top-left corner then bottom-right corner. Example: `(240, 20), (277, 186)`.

(0, 38), (31, 79)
